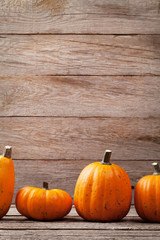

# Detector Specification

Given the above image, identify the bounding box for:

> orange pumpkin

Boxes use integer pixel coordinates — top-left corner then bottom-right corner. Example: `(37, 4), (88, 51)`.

(0, 146), (15, 219)
(15, 182), (72, 221)
(134, 162), (160, 222)
(74, 150), (132, 221)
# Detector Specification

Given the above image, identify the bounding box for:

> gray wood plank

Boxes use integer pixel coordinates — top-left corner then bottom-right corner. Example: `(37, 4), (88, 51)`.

(0, 0), (159, 34)
(1, 215), (160, 230)
(0, 230), (160, 240)
(2, 206), (160, 239)
(0, 76), (159, 118)
(11, 159), (157, 201)
(0, 35), (159, 75)
(0, 117), (159, 160)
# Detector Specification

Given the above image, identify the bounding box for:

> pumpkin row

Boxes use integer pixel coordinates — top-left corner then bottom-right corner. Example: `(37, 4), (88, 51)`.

(0, 146), (160, 222)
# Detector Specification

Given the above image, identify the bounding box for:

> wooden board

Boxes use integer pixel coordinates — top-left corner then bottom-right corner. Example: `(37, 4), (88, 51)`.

(1, 213), (160, 231)
(0, 0), (160, 34)
(0, 76), (160, 117)
(11, 159), (156, 201)
(1, 206), (160, 239)
(0, 117), (159, 160)
(0, 35), (160, 75)
(1, 230), (160, 240)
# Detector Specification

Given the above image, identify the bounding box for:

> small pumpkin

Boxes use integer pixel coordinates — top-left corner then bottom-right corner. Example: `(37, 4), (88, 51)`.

(0, 146), (15, 219)
(15, 182), (72, 221)
(134, 162), (160, 222)
(74, 150), (132, 221)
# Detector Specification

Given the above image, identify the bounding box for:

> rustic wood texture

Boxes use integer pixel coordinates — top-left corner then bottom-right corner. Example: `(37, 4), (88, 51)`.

(1, 206), (160, 238)
(11, 159), (157, 201)
(0, 35), (160, 75)
(1, 230), (160, 240)
(1, 206), (160, 239)
(0, 0), (160, 238)
(1, 219), (160, 231)
(0, 0), (160, 34)
(0, 76), (160, 117)
(0, 117), (159, 160)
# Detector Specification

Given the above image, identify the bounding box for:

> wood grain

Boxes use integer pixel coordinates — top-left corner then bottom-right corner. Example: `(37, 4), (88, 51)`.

(0, 76), (160, 117)
(0, 1), (159, 238)
(12, 159), (157, 201)
(0, 230), (160, 240)
(1, 206), (160, 239)
(0, 117), (159, 160)
(0, 0), (160, 34)
(0, 35), (160, 75)
(1, 215), (160, 230)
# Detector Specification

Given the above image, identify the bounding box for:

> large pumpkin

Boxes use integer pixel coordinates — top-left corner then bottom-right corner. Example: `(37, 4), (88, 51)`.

(15, 182), (72, 221)
(74, 150), (132, 221)
(134, 162), (160, 222)
(0, 146), (15, 219)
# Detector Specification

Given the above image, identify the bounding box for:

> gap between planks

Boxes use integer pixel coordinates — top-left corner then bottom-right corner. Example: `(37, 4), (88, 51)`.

(1, 34), (160, 36)
(0, 116), (159, 118)
(4, 72), (157, 75)
(11, 159), (159, 161)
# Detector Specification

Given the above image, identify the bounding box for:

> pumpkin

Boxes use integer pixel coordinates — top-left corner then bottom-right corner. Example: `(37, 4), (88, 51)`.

(134, 162), (160, 222)
(0, 146), (15, 219)
(15, 182), (72, 221)
(74, 150), (132, 221)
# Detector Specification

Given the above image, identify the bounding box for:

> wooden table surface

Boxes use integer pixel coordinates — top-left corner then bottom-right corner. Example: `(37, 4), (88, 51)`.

(1, 205), (160, 240)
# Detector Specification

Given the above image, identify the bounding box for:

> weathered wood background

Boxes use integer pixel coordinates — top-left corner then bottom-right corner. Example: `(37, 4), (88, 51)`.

(0, 0), (160, 201)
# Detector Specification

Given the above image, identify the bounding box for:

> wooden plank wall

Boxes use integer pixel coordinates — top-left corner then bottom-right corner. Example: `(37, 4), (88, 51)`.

(0, 0), (160, 201)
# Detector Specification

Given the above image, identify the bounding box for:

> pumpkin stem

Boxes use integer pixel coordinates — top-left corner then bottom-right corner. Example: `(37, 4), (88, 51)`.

(152, 163), (160, 175)
(43, 182), (49, 190)
(101, 150), (112, 165)
(3, 146), (12, 158)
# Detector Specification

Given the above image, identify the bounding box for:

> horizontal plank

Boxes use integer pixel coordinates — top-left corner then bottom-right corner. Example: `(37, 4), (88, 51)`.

(11, 160), (156, 201)
(0, 0), (160, 34)
(0, 76), (159, 117)
(0, 35), (160, 75)
(0, 230), (160, 240)
(2, 207), (160, 238)
(1, 215), (160, 230)
(0, 117), (159, 160)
